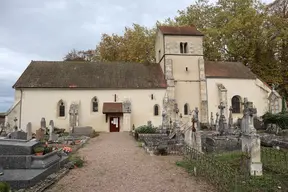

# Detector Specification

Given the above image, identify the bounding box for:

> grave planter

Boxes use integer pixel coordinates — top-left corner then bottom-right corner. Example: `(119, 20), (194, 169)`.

(33, 146), (45, 156)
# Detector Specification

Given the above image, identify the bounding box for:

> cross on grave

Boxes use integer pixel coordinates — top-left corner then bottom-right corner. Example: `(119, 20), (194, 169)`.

(210, 112), (214, 126)
(241, 98), (257, 134)
(218, 102), (228, 135)
(218, 102), (225, 116)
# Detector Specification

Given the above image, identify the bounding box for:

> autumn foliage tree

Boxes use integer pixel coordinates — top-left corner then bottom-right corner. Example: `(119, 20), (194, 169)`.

(92, 24), (156, 63)
(63, 0), (287, 96)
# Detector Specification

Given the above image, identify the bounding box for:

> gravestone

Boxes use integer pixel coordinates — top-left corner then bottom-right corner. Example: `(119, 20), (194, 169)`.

(48, 124), (57, 141)
(40, 118), (46, 129)
(147, 121), (152, 128)
(241, 98), (262, 176)
(8, 130), (27, 140)
(241, 98), (257, 135)
(26, 122), (32, 140)
(71, 126), (92, 137)
(36, 128), (45, 141)
(49, 120), (54, 127)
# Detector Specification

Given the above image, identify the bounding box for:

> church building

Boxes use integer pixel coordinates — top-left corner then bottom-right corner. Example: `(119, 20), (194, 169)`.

(5, 26), (281, 132)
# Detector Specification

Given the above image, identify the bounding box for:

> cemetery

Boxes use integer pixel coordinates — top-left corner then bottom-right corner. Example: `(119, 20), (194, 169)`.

(132, 97), (288, 192)
(0, 117), (93, 191)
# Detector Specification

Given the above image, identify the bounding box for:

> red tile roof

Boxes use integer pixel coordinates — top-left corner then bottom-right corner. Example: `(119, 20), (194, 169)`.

(158, 25), (204, 36)
(205, 61), (256, 79)
(102, 103), (123, 114)
(13, 61), (167, 89)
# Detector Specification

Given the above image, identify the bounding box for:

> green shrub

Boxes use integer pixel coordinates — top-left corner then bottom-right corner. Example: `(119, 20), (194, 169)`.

(69, 155), (85, 168)
(43, 146), (53, 155)
(262, 112), (288, 129)
(135, 125), (156, 134)
(0, 182), (10, 192)
(33, 146), (45, 153)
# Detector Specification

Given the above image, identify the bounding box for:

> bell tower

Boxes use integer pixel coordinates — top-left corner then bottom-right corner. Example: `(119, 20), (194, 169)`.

(155, 25), (208, 124)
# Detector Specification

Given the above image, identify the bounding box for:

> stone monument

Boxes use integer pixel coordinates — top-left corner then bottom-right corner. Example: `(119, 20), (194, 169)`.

(241, 98), (262, 176)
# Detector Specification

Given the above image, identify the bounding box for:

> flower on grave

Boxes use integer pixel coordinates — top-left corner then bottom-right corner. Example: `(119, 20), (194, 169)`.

(63, 146), (72, 154)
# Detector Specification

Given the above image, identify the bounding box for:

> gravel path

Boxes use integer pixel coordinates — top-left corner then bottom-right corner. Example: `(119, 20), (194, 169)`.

(46, 132), (214, 192)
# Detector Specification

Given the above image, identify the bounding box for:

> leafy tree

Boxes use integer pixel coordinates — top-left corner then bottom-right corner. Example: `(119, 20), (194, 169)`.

(64, 49), (94, 61)
(93, 24), (156, 63)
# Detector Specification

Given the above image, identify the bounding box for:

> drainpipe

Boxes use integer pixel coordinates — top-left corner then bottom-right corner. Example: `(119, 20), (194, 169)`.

(19, 89), (23, 129)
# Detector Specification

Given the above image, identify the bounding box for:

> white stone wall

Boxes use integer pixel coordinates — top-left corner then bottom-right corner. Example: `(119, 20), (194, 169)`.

(207, 78), (271, 122)
(17, 88), (166, 133)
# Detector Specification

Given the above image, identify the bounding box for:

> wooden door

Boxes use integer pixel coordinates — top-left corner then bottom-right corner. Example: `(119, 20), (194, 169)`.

(110, 117), (120, 132)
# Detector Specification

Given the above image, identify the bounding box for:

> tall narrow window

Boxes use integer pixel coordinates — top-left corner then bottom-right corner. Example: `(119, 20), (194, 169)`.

(184, 103), (189, 115)
(92, 97), (98, 112)
(180, 42), (188, 53)
(154, 105), (159, 116)
(114, 94), (117, 102)
(58, 100), (65, 117)
(231, 96), (241, 113)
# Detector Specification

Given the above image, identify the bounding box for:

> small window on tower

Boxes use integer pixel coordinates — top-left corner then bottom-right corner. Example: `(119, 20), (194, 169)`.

(180, 42), (188, 53)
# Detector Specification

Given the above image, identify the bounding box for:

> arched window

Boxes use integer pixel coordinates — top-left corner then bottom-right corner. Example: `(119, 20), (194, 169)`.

(92, 97), (98, 112)
(58, 100), (65, 117)
(231, 96), (241, 113)
(154, 105), (159, 116)
(184, 103), (189, 115)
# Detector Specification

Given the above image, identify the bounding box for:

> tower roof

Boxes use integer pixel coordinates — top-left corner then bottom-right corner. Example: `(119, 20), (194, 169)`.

(158, 25), (204, 36)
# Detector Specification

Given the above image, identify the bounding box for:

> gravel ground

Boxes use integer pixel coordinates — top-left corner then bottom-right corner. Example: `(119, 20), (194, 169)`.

(46, 132), (214, 192)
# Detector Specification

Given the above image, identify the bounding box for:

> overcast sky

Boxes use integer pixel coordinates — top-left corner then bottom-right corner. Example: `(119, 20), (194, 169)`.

(0, 0), (273, 112)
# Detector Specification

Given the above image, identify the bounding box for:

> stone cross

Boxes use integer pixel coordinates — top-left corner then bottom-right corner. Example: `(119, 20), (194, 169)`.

(218, 102), (228, 135)
(210, 112), (214, 128)
(241, 98), (257, 135)
(40, 118), (46, 129)
(218, 102), (225, 116)
(26, 122), (32, 140)
(215, 112), (219, 132)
